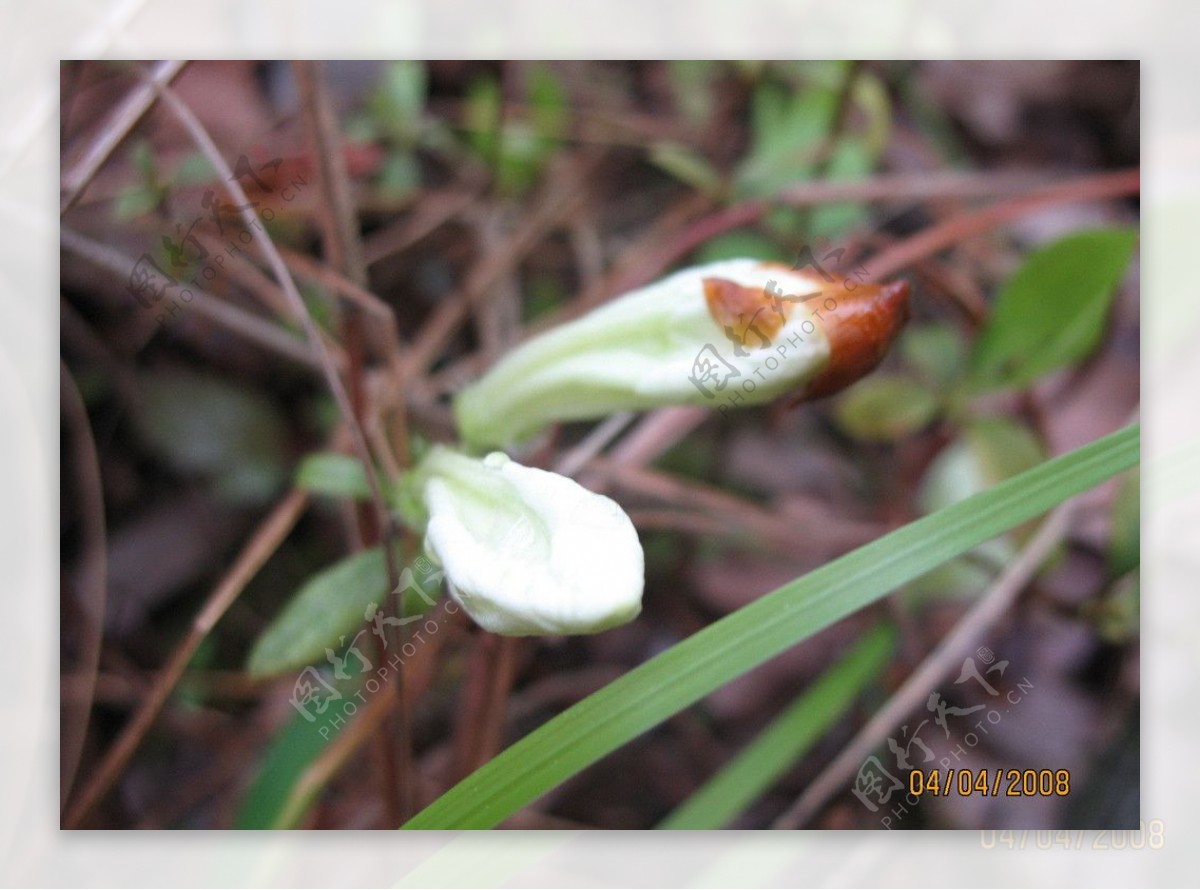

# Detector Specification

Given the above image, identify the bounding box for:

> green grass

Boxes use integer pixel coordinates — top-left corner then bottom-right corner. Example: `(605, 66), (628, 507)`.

(402, 423), (1138, 829)
(657, 623), (894, 829)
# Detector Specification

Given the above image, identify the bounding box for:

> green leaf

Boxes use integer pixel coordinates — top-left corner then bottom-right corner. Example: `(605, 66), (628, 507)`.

(402, 423), (1138, 828)
(523, 272), (566, 322)
(494, 123), (543, 196)
(114, 186), (161, 220)
(834, 375), (939, 442)
(136, 369), (287, 505)
(234, 704), (340, 829)
(247, 546), (436, 676)
(1109, 468), (1140, 576)
(1084, 571), (1139, 644)
(131, 139), (157, 180)
(901, 323), (965, 390)
(807, 137), (873, 239)
(464, 75), (502, 162)
(691, 231), (787, 265)
(736, 83), (834, 197)
(173, 151), (217, 186)
(378, 149), (422, 200)
(969, 228), (1137, 391)
(527, 64), (567, 145)
(115, 141), (165, 219)
(461, 73), (554, 196)
(853, 71), (892, 159)
(963, 417), (1047, 489)
(657, 624), (893, 829)
(666, 61), (721, 125)
(294, 452), (371, 500)
(649, 141), (724, 197)
(906, 418), (1046, 601)
(734, 63), (883, 227)
(370, 61), (427, 142)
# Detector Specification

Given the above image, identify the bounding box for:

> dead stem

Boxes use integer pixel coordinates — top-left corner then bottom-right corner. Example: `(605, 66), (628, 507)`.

(294, 61), (369, 290)
(362, 188), (479, 266)
(477, 637), (522, 770)
(403, 153), (603, 376)
(772, 499), (1078, 829)
(59, 362), (108, 812)
(63, 489), (310, 828)
(191, 229), (294, 320)
(780, 168), (1061, 207)
(295, 59), (412, 824)
(142, 83), (408, 734)
(586, 457), (880, 556)
(472, 206), (525, 364)
(586, 406), (710, 488)
(60, 227), (331, 371)
(531, 168), (1061, 338)
(540, 191), (714, 327)
(869, 168), (1140, 279)
(61, 60), (188, 216)
(238, 239), (412, 446)
(450, 631), (498, 782)
(912, 254), (990, 325)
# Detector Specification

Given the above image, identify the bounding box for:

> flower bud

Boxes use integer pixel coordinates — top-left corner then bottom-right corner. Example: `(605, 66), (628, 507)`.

(454, 258), (909, 449)
(408, 447), (644, 636)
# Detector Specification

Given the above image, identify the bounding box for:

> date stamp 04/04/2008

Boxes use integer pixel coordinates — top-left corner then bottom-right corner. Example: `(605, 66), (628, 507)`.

(910, 768), (1071, 798)
(979, 821), (1166, 851)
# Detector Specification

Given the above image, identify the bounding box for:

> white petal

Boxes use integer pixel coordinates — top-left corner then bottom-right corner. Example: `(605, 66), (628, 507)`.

(419, 450), (644, 636)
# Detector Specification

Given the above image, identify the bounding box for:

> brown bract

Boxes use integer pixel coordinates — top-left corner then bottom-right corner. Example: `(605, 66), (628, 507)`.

(796, 279), (911, 401)
(702, 276), (792, 343)
(700, 270), (911, 403)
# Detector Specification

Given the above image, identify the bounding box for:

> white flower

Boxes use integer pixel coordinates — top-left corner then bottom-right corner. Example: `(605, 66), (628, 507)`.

(454, 258), (909, 449)
(410, 447), (644, 636)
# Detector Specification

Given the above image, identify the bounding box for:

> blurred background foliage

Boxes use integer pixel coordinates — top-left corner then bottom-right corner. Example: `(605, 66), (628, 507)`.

(60, 60), (1139, 830)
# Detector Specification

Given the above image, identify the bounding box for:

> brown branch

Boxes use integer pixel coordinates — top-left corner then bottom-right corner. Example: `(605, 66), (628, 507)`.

(295, 59), (412, 825)
(868, 168), (1140, 279)
(403, 153), (603, 377)
(533, 168), (1064, 337)
(294, 61), (368, 290)
(61, 60), (188, 216)
(190, 230), (301, 321)
(273, 243), (397, 325)
(63, 489), (310, 827)
(780, 168), (1060, 207)
(772, 500), (1078, 829)
(269, 241), (413, 468)
(478, 637), (522, 771)
(142, 77), (405, 652)
(362, 188), (479, 266)
(583, 406), (711, 492)
(585, 457), (883, 557)
(59, 361), (108, 811)
(60, 227), (330, 371)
